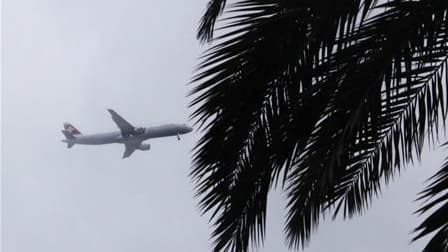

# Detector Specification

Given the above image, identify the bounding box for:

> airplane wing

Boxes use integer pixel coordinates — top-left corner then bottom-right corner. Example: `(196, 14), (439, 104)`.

(123, 143), (138, 159)
(107, 109), (135, 136)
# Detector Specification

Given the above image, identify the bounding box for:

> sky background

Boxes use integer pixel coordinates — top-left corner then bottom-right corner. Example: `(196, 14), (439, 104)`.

(1, 0), (445, 251)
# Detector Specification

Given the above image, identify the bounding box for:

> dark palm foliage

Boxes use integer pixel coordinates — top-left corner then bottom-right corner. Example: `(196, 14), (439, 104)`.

(414, 146), (448, 252)
(191, 0), (448, 251)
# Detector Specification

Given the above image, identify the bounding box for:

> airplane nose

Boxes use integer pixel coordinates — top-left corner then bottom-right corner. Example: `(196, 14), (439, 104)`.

(187, 126), (193, 133)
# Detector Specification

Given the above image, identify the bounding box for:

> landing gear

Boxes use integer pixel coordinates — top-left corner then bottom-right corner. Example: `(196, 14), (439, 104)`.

(177, 134), (180, 141)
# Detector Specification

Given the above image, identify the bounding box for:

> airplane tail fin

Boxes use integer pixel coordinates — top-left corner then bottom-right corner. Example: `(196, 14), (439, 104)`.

(62, 123), (81, 149)
(63, 123), (82, 135)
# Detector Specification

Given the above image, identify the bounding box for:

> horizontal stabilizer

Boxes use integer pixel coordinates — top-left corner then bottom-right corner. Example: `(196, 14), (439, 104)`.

(61, 130), (75, 139)
(61, 130), (75, 148)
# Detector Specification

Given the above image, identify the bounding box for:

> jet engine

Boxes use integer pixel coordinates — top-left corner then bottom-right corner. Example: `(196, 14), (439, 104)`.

(138, 143), (151, 151)
(134, 127), (145, 135)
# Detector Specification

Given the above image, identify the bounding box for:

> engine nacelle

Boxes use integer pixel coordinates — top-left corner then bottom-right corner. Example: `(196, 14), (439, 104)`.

(138, 143), (151, 151)
(134, 127), (145, 135)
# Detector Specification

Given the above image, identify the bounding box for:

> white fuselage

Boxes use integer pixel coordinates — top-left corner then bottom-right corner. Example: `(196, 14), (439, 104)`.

(62, 124), (192, 146)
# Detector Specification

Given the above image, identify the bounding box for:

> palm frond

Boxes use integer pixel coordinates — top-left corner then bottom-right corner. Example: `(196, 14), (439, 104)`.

(197, 0), (227, 43)
(284, 2), (448, 247)
(208, 128), (272, 252)
(329, 19), (448, 218)
(190, 0), (448, 251)
(413, 145), (448, 252)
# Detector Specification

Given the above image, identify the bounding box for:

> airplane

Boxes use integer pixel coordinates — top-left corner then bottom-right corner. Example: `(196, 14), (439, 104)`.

(61, 109), (193, 158)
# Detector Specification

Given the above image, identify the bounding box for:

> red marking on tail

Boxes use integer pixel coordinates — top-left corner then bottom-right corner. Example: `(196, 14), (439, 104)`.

(63, 123), (81, 135)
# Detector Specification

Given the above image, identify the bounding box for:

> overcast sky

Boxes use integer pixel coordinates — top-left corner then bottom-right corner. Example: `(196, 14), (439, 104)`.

(1, 0), (445, 251)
